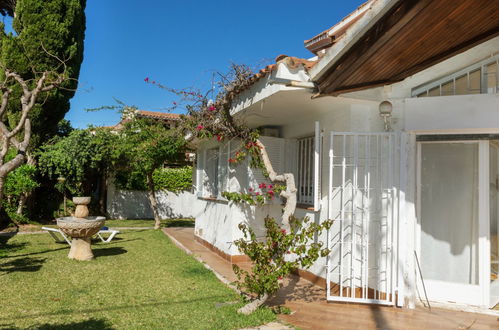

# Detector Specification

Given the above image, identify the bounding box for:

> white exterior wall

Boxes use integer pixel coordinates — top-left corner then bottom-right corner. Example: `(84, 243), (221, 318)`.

(107, 183), (204, 220)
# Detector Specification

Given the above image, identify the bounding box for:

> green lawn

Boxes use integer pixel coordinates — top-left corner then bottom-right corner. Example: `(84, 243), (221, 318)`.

(2, 219), (195, 233)
(0, 230), (275, 329)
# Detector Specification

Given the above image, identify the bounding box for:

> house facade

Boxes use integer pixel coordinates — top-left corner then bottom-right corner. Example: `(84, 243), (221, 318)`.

(192, 0), (499, 311)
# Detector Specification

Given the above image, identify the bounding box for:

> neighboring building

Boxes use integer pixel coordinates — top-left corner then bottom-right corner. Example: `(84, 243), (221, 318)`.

(192, 0), (499, 311)
(113, 109), (182, 130)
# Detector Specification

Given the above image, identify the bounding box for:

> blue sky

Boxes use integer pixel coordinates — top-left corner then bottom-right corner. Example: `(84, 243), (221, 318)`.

(68, 0), (366, 128)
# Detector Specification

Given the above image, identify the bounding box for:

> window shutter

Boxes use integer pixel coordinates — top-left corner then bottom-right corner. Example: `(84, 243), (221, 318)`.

(249, 136), (285, 190)
(218, 142), (229, 197)
(196, 147), (205, 197)
(204, 147), (219, 197)
(228, 139), (249, 192)
(314, 121), (321, 211)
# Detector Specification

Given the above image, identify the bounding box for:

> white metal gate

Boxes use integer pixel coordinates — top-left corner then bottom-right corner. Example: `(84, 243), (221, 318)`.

(326, 132), (399, 306)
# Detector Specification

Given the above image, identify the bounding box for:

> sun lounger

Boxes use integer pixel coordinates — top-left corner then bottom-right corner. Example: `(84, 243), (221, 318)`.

(41, 226), (72, 245)
(42, 227), (120, 244)
(96, 229), (120, 243)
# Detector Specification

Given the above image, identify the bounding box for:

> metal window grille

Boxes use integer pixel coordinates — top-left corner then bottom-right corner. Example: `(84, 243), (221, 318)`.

(327, 132), (398, 306)
(412, 55), (499, 97)
(297, 136), (315, 205)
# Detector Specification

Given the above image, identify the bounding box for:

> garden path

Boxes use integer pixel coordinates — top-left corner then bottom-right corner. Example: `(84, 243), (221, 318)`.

(164, 227), (499, 330)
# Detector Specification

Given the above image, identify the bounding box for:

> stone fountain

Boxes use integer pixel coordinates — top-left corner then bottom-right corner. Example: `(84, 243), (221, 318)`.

(57, 197), (105, 261)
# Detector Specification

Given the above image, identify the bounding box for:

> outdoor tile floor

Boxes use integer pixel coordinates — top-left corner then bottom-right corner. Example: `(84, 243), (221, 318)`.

(164, 227), (499, 330)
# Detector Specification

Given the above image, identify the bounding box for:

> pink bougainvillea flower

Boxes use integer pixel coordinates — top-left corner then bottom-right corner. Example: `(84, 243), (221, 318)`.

(278, 276), (283, 280)
(249, 188), (253, 192)
(268, 190), (274, 195)
(196, 124), (204, 130)
(256, 192), (260, 196)
(281, 229), (286, 235)
(144, 77), (149, 82)
(216, 135), (223, 141)
(208, 105), (216, 111)
(268, 185), (273, 189)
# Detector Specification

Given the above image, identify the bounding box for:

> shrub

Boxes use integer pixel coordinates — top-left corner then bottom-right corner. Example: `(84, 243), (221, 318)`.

(233, 216), (333, 314)
(114, 166), (193, 192)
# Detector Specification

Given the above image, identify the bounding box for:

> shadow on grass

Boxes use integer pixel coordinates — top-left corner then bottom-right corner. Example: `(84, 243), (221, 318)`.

(0, 317), (113, 330)
(0, 256), (46, 275)
(0, 295), (229, 322)
(164, 219), (194, 228)
(93, 247), (127, 257)
(0, 235), (27, 256)
(2, 247), (68, 259)
(92, 238), (144, 246)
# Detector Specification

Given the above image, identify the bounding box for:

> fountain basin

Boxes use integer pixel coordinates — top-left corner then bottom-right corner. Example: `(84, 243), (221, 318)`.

(57, 216), (105, 261)
(57, 216), (105, 238)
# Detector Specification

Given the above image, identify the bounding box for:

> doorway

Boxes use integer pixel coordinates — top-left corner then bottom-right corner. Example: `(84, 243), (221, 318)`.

(417, 139), (492, 307)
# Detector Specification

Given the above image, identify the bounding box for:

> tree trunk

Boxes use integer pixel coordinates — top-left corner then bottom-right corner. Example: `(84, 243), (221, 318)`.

(256, 139), (297, 230)
(99, 172), (107, 216)
(237, 293), (269, 315)
(146, 172), (161, 229)
(16, 153), (35, 216)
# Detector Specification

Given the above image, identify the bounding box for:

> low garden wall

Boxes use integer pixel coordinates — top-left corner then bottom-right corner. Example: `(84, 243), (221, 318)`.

(106, 183), (203, 219)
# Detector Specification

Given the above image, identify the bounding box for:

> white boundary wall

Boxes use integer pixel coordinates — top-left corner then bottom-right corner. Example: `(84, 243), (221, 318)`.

(107, 183), (204, 220)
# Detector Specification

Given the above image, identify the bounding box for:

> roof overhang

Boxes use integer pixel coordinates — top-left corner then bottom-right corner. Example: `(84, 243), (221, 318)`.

(311, 0), (499, 96)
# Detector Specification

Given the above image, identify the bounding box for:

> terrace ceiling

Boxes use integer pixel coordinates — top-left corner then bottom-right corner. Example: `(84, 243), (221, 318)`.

(315, 0), (499, 96)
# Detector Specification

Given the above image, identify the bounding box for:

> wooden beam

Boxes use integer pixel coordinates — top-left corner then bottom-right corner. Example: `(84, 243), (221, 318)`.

(390, 26), (499, 81)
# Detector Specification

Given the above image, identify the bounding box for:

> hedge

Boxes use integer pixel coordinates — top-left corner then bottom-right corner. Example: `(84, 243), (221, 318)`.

(114, 166), (193, 192)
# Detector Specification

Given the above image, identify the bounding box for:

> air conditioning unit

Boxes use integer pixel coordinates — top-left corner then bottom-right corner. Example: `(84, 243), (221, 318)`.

(259, 126), (281, 138)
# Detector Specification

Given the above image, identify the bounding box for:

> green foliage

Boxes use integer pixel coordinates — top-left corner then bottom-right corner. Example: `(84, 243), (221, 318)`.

(115, 166), (193, 192)
(233, 216), (333, 298)
(4, 164), (38, 198)
(3, 163), (39, 223)
(153, 166), (192, 192)
(113, 116), (186, 177)
(0, 0), (86, 148)
(37, 128), (116, 196)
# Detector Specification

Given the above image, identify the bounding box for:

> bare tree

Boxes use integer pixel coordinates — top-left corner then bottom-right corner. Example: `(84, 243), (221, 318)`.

(0, 67), (67, 208)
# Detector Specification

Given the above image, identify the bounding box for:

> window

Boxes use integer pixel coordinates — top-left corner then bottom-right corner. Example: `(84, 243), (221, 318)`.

(412, 55), (499, 97)
(297, 136), (315, 205)
(204, 148), (219, 197)
(196, 143), (229, 199)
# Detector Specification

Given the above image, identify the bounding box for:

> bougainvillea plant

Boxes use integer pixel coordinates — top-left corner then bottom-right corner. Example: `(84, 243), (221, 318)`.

(221, 182), (286, 206)
(233, 216), (333, 314)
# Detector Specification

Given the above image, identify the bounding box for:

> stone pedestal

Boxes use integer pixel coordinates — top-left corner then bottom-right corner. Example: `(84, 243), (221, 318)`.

(68, 238), (94, 260)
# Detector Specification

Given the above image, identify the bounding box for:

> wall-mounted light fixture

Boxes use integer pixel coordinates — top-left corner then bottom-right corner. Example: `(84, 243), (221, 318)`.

(379, 100), (393, 132)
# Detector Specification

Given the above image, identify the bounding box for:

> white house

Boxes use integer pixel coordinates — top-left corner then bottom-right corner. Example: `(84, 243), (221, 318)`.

(192, 0), (499, 311)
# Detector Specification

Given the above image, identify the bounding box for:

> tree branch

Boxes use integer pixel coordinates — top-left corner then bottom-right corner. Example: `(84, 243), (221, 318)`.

(256, 139), (297, 230)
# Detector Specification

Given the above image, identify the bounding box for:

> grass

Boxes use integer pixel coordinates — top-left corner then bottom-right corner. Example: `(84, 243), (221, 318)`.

(2, 219), (195, 233)
(0, 230), (275, 329)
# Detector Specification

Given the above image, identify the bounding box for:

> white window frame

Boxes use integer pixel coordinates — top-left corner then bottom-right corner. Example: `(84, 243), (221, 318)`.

(296, 122), (321, 210)
(412, 54), (499, 97)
